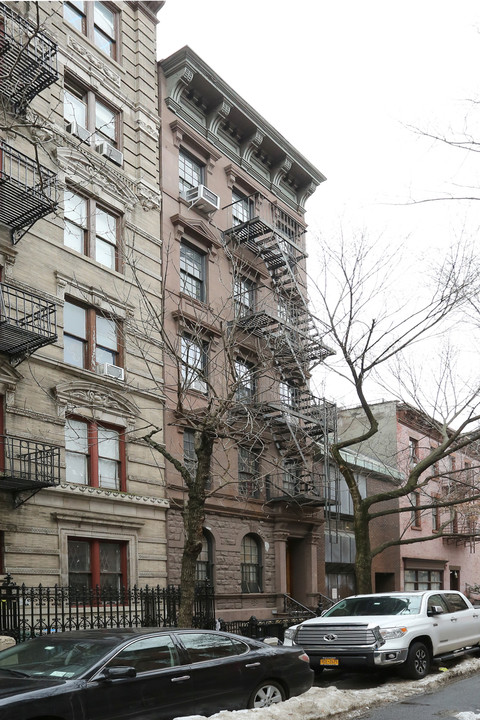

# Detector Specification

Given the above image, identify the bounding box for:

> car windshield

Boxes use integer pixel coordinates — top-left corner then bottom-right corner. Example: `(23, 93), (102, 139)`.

(0, 635), (120, 679)
(324, 594), (422, 617)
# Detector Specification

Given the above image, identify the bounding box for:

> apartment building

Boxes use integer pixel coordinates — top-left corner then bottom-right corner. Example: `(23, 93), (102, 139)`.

(0, 1), (168, 593)
(158, 47), (337, 620)
(338, 401), (480, 596)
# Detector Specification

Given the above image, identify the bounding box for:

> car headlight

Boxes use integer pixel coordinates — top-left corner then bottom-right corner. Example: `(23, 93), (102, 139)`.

(379, 626), (408, 640)
(283, 627), (297, 641)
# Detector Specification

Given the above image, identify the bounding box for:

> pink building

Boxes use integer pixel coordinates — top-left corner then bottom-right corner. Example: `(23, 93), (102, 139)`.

(338, 401), (480, 598)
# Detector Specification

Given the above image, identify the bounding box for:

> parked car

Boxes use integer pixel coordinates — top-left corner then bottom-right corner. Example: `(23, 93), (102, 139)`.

(284, 590), (480, 679)
(0, 627), (313, 720)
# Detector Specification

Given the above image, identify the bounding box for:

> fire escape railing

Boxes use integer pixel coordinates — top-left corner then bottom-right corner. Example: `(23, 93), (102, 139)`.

(0, 283), (57, 362)
(0, 1), (58, 110)
(0, 435), (61, 496)
(0, 140), (58, 242)
(266, 471), (329, 506)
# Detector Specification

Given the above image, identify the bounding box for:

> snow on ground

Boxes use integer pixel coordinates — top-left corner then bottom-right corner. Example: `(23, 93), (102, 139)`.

(175, 656), (480, 720)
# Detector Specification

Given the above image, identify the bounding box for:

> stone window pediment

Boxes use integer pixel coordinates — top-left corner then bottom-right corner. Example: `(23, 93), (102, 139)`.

(54, 380), (139, 429)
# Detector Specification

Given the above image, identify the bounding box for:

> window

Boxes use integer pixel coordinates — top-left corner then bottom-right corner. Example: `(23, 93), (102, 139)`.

(106, 635), (180, 673)
(234, 277), (255, 318)
(232, 190), (253, 226)
(181, 335), (207, 393)
(279, 381), (298, 410)
(234, 359), (255, 401)
(64, 190), (119, 269)
(238, 446), (259, 498)
(196, 530), (213, 584)
(176, 632), (248, 663)
(64, 2), (118, 59)
(180, 243), (205, 301)
(241, 535), (262, 593)
(404, 569), (442, 591)
(432, 498), (440, 532)
(63, 300), (120, 370)
(410, 491), (421, 529)
(283, 460), (302, 494)
(65, 417), (124, 490)
(408, 437), (418, 465)
(64, 79), (120, 160)
(68, 538), (126, 592)
(179, 149), (203, 195)
(183, 429), (197, 479)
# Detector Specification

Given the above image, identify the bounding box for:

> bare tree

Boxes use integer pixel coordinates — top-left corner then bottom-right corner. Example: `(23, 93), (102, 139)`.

(312, 232), (480, 593)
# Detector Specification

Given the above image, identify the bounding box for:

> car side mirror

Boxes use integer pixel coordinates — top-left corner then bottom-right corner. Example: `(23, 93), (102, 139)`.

(97, 666), (137, 681)
(428, 605), (445, 616)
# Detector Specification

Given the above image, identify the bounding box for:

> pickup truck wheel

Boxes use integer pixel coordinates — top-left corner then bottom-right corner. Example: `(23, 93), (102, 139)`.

(402, 641), (430, 679)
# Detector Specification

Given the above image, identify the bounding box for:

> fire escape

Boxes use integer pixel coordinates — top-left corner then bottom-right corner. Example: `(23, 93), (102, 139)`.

(225, 200), (337, 508)
(0, 3), (61, 504)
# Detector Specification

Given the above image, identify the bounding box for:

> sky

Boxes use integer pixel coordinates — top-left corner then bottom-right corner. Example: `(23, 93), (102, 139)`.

(174, 655), (480, 720)
(157, 1), (480, 408)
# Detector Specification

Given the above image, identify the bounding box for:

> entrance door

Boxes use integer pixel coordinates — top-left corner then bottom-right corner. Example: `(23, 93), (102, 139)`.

(286, 538), (305, 604)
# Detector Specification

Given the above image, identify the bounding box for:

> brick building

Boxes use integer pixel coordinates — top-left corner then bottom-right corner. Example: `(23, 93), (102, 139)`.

(338, 401), (480, 596)
(158, 47), (337, 620)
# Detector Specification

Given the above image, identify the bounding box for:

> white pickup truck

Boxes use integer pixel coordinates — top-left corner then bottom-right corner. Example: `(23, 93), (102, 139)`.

(283, 590), (480, 679)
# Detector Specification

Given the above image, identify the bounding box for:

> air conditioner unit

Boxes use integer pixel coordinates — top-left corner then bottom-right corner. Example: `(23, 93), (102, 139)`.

(96, 362), (125, 381)
(95, 140), (124, 167)
(65, 120), (91, 143)
(185, 184), (220, 213)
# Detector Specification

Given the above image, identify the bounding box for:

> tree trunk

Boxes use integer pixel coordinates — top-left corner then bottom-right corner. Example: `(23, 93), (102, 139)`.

(177, 431), (213, 627)
(354, 505), (373, 594)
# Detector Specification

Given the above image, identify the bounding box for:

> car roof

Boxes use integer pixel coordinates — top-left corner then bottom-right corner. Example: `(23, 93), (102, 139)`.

(29, 628), (253, 642)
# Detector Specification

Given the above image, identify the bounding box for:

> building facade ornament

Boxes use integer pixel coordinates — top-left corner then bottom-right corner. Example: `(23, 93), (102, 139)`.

(66, 35), (121, 87)
(54, 381), (139, 424)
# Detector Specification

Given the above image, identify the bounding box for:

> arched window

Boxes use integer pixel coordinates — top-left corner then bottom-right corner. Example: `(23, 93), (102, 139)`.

(241, 534), (262, 593)
(196, 530), (213, 584)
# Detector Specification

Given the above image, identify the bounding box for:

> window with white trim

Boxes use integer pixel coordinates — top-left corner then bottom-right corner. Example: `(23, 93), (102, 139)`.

(180, 242), (205, 301)
(179, 149), (203, 195)
(181, 335), (207, 393)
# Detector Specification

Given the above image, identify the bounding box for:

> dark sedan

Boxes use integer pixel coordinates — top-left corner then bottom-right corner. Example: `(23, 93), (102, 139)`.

(0, 627), (313, 720)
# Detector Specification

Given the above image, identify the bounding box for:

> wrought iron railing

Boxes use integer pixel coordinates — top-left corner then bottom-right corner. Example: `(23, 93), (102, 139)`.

(0, 2), (58, 109)
(266, 472), (327, 504)
(0, 140), (58, 239)
(0, 576), (216, 642)
(0, 283), (57, 358)
(0, 436), (61, 492)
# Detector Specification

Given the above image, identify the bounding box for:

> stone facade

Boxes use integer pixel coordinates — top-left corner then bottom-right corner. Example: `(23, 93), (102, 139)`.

(0, 1), (167, 589)
(158, 47), (334, 621)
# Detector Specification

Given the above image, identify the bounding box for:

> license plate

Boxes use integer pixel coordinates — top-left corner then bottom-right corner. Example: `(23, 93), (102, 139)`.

(320, 658), (339, 666)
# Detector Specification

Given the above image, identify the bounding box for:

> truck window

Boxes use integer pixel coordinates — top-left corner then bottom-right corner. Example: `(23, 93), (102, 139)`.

(444, 592), (469, 612)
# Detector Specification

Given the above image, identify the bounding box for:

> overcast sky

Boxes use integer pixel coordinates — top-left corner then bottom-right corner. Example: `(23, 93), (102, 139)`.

(157, 1), (480, 407)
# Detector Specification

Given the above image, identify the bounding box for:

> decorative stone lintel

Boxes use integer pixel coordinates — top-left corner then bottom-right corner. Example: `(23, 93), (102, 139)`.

(66, 35), (121, 87)
(169, 119), (221, 174)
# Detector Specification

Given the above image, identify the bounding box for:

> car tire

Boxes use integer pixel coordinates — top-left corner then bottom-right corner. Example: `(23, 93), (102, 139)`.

(401, 641), (431, 679)
(248, 680), (286, 708)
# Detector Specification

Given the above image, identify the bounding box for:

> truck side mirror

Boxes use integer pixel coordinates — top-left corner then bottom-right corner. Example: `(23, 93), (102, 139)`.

(428, 605), (444, 616)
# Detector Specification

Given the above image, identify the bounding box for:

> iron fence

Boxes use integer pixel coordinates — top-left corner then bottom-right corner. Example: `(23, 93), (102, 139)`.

(0, 575), (215, 642)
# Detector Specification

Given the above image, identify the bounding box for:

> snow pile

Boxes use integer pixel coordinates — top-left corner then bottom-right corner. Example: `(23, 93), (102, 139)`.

(176, 656), (480, 720)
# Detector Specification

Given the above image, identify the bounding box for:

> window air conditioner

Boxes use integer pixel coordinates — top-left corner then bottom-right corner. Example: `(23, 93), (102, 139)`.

(95, 140), (124, 167)
(96, 362), (125, 381)
(65, 120), (91, 143)
(185, 184), (220, 213)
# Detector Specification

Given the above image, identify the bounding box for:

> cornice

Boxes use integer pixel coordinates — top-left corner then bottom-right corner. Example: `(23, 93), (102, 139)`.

(160, 46), (326, 211)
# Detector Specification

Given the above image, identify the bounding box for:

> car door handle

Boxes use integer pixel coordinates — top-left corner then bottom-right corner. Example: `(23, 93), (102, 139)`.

(171, 675), (191, 682)
(473, 614), (479, 618)
(450, 617), (457, 622)
(245, 662), (261, 668)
